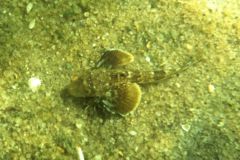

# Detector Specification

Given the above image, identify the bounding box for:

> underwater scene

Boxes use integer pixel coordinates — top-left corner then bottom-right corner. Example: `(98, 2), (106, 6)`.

(0, 0), (239, 159)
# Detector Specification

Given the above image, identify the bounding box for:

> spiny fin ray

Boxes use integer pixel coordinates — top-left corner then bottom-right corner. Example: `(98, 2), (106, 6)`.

(97, 49), (134, 68)
(113, 83), (142, 115)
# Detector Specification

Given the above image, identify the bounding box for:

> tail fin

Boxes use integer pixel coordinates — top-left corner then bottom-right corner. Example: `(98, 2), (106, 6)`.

(148, 57), (202, 83)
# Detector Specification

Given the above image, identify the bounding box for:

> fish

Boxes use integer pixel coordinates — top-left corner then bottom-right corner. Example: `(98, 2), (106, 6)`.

(67, 49), (200, 116)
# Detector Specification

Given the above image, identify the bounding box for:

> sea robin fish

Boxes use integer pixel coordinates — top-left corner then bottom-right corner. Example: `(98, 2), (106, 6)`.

(67, 50), (200, 116)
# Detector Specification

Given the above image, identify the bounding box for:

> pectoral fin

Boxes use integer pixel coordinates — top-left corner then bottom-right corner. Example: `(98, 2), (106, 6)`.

(97, 49), (134, 68)
(103, 83), (142, 115)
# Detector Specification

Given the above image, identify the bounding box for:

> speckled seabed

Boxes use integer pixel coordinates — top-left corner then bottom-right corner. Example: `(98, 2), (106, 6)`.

(0, 0), (239, 159)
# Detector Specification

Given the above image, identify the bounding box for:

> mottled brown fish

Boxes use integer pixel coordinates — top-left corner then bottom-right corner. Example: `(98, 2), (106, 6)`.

(67, 49), (199, 115)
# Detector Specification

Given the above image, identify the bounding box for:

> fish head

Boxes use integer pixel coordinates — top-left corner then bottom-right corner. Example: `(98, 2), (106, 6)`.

(67, 77), (92, 97)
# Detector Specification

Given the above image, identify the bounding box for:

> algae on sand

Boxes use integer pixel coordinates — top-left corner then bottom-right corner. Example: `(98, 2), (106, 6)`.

(0, 0), (239, 159)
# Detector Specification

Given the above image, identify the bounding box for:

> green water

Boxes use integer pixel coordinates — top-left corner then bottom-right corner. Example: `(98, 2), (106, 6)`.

(0, 0), (239, 159)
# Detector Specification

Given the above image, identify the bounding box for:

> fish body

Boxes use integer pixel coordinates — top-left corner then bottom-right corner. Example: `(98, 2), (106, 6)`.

(67, 49), (199, 115)
(67, 69), (167, 98)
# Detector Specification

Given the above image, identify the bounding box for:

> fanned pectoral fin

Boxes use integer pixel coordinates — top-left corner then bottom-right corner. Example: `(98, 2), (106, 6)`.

(107, 83), (142, 115)
(97, 49), (134, 68)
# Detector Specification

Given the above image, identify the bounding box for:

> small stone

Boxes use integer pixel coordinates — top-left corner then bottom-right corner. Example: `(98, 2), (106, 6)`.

(206, 0), (218, 11)
(29, 19), (36, 29)
(146, 41), (151, 49)
(185, 43), (193, 51)
(75, 120), (83, 129)
(175, 83), (181, 88)
(83, 12), (89, 17)
(145, 56), (151, 63)
(76, 147), (84, 160)
(26, 3), (33, 13)
(11, 84), (17, 89)
(93, 155), (102, 160)
(181, 124), (191, 132)
(28, 77), (41, 92)
(208, 84), (215, 93)
(129, 130), (137, 136)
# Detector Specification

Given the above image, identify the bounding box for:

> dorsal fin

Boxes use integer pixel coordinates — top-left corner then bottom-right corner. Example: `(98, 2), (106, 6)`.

(102, 83), (142, 115)
(97, 49), (134, 68)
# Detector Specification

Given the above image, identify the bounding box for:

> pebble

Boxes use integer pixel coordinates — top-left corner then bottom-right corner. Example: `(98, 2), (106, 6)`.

(175, 83), (181, 88)
(145, 56), (151, 63)
(75, 120), (83, 129)
(29, 19), (36, 29)
(146, 41), (151, 49)
(93, 155), (102, 160)
(76, 147), (84, 160)
(26, 3), (33, 14)
(185, 43), (193, 51)
(208, 84), (215, 93)
(181, 124), (191, 132)
(206, 0), (219, 11)
(129, 130), (137, 136)
(28, 77), (41, 92)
